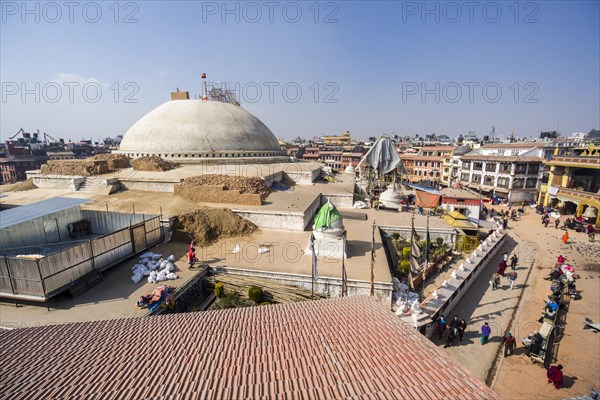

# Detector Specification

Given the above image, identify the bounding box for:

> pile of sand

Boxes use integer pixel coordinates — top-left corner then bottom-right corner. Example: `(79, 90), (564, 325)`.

(40, 160), (108, 176)
(182, 175), (270, 201)
(92, 154), (131, 170)
(132, 156), (178, 172)
(2, 178), (37, 192)
(177, 208), (258, 246)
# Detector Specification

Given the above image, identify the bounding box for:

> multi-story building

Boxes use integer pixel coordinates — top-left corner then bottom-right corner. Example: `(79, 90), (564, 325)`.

(398, 145), (457, 186)
(341, 145), (366, 169)
(0, 141), (48, 183)
(323, 131), (352, 146)
(457, 143), (546, 203)
(538, 144), (600, 227)
(449, 146), (472, 186)
(300, 132), (367, 170)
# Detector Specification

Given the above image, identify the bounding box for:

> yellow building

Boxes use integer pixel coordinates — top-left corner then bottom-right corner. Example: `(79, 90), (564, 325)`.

(539, 144), (600, 227)
(323, 131), (352, 146)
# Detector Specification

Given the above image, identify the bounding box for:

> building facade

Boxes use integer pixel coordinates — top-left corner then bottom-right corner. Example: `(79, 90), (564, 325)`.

(539, 144), (600, 227)
(399, 146), (457, 186)
(457, 143), (545, 203)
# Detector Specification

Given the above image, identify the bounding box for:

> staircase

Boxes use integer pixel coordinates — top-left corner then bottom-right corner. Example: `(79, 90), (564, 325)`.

(76, 177), (120, 195)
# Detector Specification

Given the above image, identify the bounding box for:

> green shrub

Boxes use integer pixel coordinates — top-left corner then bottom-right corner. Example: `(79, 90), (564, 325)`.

(402, 247), (411, 259)
(399, 260), (410, 274)
(214, 282), (224, 298)
(260, 301), (271, 306)
(216, 291), (241, 309)
(248, 286), (263, 304)
(391, 232), (400, 240)
(436, 237), (444, 247)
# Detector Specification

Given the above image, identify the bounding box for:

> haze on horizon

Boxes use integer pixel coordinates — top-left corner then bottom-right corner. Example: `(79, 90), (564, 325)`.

(1, 1), (599, 142)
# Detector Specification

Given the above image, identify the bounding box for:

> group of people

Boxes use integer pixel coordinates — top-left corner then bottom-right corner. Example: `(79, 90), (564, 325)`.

(491, 253), (519, 290)
(437, 315), (467, 348)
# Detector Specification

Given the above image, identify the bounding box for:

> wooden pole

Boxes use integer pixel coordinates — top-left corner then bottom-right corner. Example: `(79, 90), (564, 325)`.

(370, 220), (376, 296)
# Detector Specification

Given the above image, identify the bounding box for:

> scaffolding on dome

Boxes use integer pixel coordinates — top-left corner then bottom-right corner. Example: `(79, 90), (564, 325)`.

(207, 83), (239, 105)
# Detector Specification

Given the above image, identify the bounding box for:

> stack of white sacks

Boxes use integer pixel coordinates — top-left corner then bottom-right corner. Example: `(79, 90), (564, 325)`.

(131, 252), (178, 283)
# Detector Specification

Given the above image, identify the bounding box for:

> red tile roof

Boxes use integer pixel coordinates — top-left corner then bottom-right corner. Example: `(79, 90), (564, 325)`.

(0, 296), (498, 400)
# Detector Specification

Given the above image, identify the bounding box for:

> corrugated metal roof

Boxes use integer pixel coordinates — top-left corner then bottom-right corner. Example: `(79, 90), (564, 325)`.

(0, 197), (91, 229)
(0, 296), (498, 400)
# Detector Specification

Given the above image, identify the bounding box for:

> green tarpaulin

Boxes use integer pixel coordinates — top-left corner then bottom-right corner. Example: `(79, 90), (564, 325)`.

(313, 202), (341, 230)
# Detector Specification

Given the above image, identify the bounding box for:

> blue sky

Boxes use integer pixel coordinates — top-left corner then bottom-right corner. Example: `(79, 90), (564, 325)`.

(1, 0), (599, 142)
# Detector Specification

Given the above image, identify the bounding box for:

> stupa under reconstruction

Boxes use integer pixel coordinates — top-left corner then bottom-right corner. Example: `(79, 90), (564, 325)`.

(115, 86), (288, 164)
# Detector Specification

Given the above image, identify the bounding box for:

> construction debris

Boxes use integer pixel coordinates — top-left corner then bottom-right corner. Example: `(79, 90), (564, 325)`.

(2, 178), (37, 192)
(132, 156), (178, 172)
(178, 175), (270, 202)
(40, 160), (109, 176)
(177, 208), (258, 246)
(92, 153), (131, 170)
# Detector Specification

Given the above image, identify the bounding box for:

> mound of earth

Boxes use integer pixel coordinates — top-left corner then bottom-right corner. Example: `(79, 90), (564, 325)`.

(182, 175), (270, 201)
(92, 154), (131, 170)
(2, 178), (37, 192)
(41, 160), (108, 176)
(132, 156), (178, 172)
(177, 208), (258, 246)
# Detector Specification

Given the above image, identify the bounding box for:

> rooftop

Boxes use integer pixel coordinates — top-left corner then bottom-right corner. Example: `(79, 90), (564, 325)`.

(460, 154), (544, 162)
(0, 296), (497, 400)
(0, 197), (90, 229)
(439, 188), (480, 200)
(480, 142), (546, 149)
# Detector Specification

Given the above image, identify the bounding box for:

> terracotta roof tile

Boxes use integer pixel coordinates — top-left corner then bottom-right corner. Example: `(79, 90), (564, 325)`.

(0, 296), (497, 400)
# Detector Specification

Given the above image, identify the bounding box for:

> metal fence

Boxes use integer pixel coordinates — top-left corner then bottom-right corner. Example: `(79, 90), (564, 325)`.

(0, 215), (163, 300)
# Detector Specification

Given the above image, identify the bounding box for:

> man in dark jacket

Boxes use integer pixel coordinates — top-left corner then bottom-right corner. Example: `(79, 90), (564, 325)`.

(503, 332), (516, 357)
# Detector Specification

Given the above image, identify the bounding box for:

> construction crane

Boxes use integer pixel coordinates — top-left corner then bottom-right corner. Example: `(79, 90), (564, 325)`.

(43, 132), (59, 144)
(9, 128), (27, 140)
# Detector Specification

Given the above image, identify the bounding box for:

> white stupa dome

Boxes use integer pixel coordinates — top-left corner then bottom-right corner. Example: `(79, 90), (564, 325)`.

(116, 99), (288, 163)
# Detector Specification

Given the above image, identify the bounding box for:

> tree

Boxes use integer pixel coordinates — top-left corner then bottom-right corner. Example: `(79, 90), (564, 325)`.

(540, 130), (560, 139)
(586, 129), (600, 140)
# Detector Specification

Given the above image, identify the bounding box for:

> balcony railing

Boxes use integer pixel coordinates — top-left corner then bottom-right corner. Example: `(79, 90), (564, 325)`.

(559, 187), (600, 201)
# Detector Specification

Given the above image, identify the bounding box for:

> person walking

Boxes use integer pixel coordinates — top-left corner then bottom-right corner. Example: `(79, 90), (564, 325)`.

(187, 247), (196, 269)
(547, 364), (564, 389)
(437, 315), (447, 339)
(458, 319), (467, 341)
(498, 259), (508, 277)
(491, 272), (501, 290)
(510, 254), (518, 270)
(508, 271), (518, 290)
(502, 332), (516, 357)
(562, 231), (569, 244)
(443, 326), (455, 348)
(449, 315), (461, 338)
(555, 218), (561, 229)
(544, 216), (550, 228)
(480, 322), (491, 345)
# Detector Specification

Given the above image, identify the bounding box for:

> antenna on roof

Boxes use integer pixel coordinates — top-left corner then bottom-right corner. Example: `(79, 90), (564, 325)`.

(201, 73), (208, 101)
